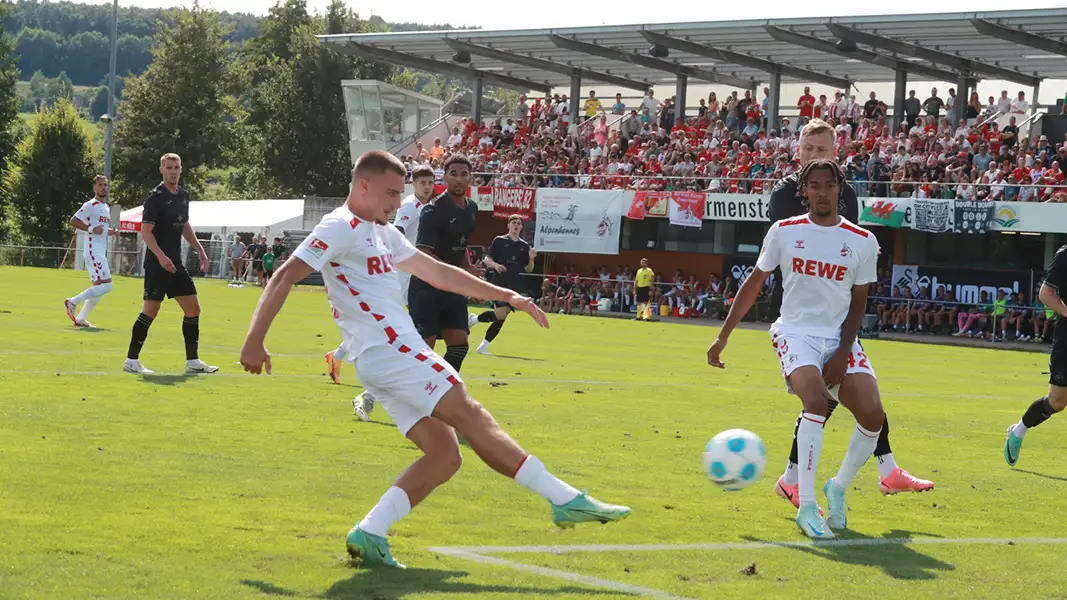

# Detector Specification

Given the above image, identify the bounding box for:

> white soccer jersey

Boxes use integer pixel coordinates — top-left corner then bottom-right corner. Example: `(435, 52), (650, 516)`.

(292, 206), (419, 359)
(756, 216), (879, 339)
(392, 195), (426, 246)
(74, 198), (110, 258)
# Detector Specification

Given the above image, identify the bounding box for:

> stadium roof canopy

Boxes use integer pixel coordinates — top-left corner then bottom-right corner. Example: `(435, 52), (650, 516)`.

(318, 9), (1067, 94)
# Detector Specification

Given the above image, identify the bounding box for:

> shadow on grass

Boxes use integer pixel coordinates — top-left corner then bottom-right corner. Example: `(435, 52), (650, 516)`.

(1013, 469), (1067, 483)
(140, 374), (197, 386)
(242, 569), (629, 599)
(486, 354), (545, 362)
(744, 529), (954, 581)
(73, 327), (109, 333)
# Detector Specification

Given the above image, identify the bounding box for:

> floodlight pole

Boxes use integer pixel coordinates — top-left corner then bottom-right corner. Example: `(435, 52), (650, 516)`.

(103, 0), (118, 201)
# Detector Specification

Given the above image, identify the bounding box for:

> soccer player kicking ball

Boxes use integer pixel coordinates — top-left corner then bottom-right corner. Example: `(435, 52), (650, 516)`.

(708, 159), (885, 540)
(473, 214), (536, 355)
(65, 175), (116, 328)
(1004, 243), (1067, 465)
(768, 119), (933, 502)
(239, 151), (630, 567)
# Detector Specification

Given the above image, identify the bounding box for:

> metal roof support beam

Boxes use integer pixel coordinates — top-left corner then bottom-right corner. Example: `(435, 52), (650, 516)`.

(825, 24), (1040, 87)
(639, 30), (851, 90)
(969, 19), (1067, 59)
(675, 74), (687, 125)
(443, 39), (650, 92)
(766, 71), (781, 133)
(335, 42), (551, 94)
(893, 69), (907, 132)
(548, 34), (754, 89)
(473, 76), (483, 125)
(764, 26), (959, 83)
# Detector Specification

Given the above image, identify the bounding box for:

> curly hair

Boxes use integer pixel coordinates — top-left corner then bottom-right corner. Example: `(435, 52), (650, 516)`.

(798, 157), (845, 191)
(443, 154), (473, 173)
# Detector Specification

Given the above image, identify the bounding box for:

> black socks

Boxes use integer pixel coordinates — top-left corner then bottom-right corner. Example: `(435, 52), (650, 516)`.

(128, 313), (153, 360)
(182, 316), (200, 360)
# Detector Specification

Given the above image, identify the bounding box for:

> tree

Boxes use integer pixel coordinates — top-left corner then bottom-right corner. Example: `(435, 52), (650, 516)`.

(0, 4), (20, 242)
(113, 5), (238, 206)
(237, 0), (392, 197)
(45, 71), (73, 104)
(1, 100), (97, 247)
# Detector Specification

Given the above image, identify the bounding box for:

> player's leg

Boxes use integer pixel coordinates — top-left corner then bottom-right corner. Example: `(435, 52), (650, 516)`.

(777, 393), (839, 500)
(174, 281), (218, 374)
(477, 304), (511, 355)
(1005, 335), (1067, 465)
(786, 365), (836, 540)
(824, 370), (884, 529)
(125, 297), (161, 374)
(431, 383), (630, 527)
(67, 256), (113, 326)
(438, 292), (472, 372)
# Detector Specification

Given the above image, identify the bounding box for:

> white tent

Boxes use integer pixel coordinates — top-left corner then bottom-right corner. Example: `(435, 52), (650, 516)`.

(77, 199), (306, 278)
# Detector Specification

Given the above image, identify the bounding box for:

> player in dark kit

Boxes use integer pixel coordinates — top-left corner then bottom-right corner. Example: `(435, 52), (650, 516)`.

(123, 153), (218, 375)
(410, 155), (480, 373)
(474, 214), (537, 355)
(767, 120), (932, 506)
(1004, 244), (1067, 465)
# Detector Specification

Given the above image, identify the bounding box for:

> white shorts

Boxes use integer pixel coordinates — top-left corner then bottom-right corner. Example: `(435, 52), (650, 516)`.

(354, 335), (461, 435)
(86, 251), (111, 284)
(769, 324), (876, 394)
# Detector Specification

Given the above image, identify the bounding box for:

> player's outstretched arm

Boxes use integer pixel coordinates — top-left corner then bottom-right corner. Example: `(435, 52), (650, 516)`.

(708, 268), (770, 369)
(399, 251), (549, 329)
(240, 257), (315, 374)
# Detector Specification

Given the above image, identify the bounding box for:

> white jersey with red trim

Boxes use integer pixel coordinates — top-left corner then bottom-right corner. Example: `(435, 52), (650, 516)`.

(292, 206), (419, 359)
(392, 195), (427, 246)
(74, 197), (110, 258)
(756, 215), (879, 338)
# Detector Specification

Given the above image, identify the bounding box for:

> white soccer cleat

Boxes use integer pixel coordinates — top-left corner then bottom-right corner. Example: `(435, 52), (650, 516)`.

(123, 359), (154, 375)
(476, 341), (490, 355)
(468, 313), (479, 329)
(352, 392), (375, 421)
(186, 359), (219, 374)
(74, 319), (95, 329)
(63, 299), (77, 323)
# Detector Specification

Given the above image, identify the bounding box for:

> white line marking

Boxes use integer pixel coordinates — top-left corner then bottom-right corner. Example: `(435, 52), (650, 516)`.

(438, 535), (1067, 555)
(432, 547), (693, 600)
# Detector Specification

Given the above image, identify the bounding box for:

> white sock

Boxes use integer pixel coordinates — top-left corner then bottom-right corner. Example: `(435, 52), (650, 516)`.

(334, 346), (348, 363)
(71, 286), (95, 304)
(1013, 420), (1029, 440)
(77, 297), (99, 321)
(835, 424), (880, 489)
(781, 461), (799, 485)
(796, 413), (825, 506)
(357, 486), (411, 537)
(513, 455), (580, 506)
(478, 339), (489, 349)
(875, 452), (899, 479)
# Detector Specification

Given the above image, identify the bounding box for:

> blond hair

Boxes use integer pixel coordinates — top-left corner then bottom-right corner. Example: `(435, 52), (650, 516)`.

(800, 118), (833, 140)
(160, 153), (181, 166)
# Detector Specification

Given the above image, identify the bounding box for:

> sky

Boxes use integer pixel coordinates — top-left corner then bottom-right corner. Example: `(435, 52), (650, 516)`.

(78, 0), (1067, 104)
(81, 0), (1067, 32)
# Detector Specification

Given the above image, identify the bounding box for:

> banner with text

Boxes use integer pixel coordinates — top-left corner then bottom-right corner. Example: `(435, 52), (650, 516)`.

(534, 189), (624, 255)
(892, 264), (1033, 303)
(669, 191), (706, 228)
(492, 187), (536, 220)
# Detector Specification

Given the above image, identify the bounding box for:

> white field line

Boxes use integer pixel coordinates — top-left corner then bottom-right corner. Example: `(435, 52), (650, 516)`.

(430, 536), (1067, 599)
(0, 367), (1015, 400)
(431, 546), (693, 600)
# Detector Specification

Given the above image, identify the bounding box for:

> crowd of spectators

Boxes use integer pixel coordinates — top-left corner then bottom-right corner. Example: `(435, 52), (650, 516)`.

(401, 87), (1067, 202)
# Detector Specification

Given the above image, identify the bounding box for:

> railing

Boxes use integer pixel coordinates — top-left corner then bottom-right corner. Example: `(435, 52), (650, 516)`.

(866, 295), (1054, 342)
(388, 113), (453, 156)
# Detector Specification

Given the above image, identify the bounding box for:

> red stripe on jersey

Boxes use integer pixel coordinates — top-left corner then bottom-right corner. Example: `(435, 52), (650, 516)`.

(337, 274), (349, 284)
(384, 327), (398, 343)
(358, 302), (371, 312)
(779, 216), (809, 227)
(431, 363), (445, 373)
(838, 221), (870, 238)
(329, 262), (341, 268)
(372, 313), (385, 322)
(446, 375), (459, 386)
(397, 344), (411, 353)
(348, 287), (359, 296)
(349, 217), (361, 229)
(414, 353), (429, 362)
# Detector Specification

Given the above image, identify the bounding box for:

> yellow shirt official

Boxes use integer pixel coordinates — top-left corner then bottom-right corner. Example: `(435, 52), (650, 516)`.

(635, 267), (654, 288)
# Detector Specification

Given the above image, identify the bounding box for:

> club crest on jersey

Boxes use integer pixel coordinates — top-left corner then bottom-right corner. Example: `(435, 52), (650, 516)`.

(794, 240), (805, 249)
(840, 243), (853, 258)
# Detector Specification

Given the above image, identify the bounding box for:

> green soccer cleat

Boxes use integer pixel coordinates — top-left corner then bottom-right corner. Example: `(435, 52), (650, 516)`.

(345, 527), (405, 569)
(796, 503), (834, 540)
(551, 491), (631, 529)
(1004, 425), (1024, 467)
(823, 478), (847, 530)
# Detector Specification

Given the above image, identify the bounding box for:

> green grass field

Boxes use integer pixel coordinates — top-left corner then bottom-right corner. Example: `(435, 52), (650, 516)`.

(1, 267), (1065, 599)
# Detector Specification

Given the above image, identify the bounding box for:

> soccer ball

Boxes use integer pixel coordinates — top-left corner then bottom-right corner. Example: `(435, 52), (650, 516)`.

(703, 429), (767, 491)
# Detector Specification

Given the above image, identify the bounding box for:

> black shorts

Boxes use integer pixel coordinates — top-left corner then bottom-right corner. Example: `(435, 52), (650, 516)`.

(409, 285), (469, 338)
(1050, 321), (1067, 387)
(144, 261), (197, 301)
(636, 286), (651, 303)
(253, 260), (264, 272)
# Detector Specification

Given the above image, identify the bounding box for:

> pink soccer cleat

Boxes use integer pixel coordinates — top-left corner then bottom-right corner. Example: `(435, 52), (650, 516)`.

(63, 299), (77, 323)
(775, 476), (800, 508)
(878, 467), (935, 495)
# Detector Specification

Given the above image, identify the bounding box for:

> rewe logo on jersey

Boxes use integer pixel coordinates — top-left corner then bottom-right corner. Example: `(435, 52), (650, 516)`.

(791, 257), (848, 281)
(367, 254), (395, 275)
